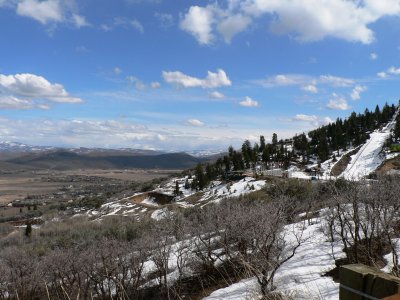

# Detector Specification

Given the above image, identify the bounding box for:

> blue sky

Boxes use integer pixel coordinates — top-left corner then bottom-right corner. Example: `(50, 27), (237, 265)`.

(1, 0), (400, 150)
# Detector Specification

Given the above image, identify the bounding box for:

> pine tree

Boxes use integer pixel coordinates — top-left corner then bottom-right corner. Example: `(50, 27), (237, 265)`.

(25, 223), (32, 237)
(259, 135), (266, 152)
(174, 181), (180, 196)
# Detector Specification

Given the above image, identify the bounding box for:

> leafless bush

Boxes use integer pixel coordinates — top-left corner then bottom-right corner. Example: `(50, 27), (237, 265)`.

(323, 176), (400, 271)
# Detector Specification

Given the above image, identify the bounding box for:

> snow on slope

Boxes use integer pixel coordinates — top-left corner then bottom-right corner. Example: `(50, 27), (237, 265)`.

(340, 113), (398, 180)
(203, 217), (344, 300)
(199, 177), (266, 204)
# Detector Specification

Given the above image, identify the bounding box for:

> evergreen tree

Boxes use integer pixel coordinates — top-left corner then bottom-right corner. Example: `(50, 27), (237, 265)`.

(174, 181), (180, 196)
(259, 135), (266, 152)
(25, 223), (32, 237)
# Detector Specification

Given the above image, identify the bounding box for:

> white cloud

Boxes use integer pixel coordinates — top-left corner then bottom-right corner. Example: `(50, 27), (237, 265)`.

(262, 74), (311, 87)
(180, 5), (215, 45)
(261, 74), (354, 89)
(0, 117), (255, 150)
(163, 69), (232, 89)
(326, 94), (350, 110)
(324, 116), (334, 124)
(114, 67), (122, 75)
(180, 0), (400, 45)
(127, 76), (146, 90)
(14, 0), (89, 29)
(186, 119), (204, 127)
(370, 52), (378, 60)
(292, 114), (320, 127)
(350, 85), (367, 100)
(242, 0), (399, 44)
(17, 0), (63, 24)
(131, 19), (144, 33)
(388, 66), (400, 75)
(209, 91), (225, 99)
(377, 66), (400, 79)
(151, 82), (161, 89)
(239, 96), (259, 107)
(124, 0), (161, 4)
(0, 0), (14, 7)
(377, 72), (387, 78)
(72, 14), (89, 28)
(217, 14), (251, 43)
(0, 95), (34, 110)
(301, 84), (318, 93)
(0, 73), (82, 110)
(102, 17), (144, 33)
(319, 75), (354, 87)
(154, 12), (174, 28)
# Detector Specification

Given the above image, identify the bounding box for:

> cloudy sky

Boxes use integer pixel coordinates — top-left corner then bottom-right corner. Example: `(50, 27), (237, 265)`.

(1, 0), (400, 150)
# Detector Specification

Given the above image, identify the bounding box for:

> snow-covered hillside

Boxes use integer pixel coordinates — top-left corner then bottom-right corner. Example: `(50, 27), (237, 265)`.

(340, 114), (398, 180)
(204, 215), (342, 300)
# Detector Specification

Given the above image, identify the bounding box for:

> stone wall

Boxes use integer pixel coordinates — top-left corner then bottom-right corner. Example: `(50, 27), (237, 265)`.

(340, 264), (400, 299)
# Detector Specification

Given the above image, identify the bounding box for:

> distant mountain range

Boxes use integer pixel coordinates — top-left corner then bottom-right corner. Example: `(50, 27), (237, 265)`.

(0, 141), (222, 171)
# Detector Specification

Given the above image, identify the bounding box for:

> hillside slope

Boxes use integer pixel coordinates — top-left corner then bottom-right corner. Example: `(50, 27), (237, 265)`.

(7, 151), (208, 170)
(340, 109), (399, 180)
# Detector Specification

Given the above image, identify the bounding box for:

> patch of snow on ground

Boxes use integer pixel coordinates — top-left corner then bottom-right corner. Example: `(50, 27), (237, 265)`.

(151, 208), (171, 220)
(200, 177), (266, 203)
(141, 197), (159, 207)
(203, 217), (344, 300)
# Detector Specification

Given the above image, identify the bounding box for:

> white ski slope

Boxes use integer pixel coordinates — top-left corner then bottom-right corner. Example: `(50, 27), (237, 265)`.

(341, 110), (399, 180)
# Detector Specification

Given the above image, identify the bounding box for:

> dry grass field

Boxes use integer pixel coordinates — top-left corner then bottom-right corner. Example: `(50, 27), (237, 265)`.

(0, 169), (180, 205)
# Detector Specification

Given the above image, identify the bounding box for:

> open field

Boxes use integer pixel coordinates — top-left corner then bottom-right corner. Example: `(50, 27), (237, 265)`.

(0, 168), (180, 205)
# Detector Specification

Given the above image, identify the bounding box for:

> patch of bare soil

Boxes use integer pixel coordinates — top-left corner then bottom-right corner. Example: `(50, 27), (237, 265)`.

(376, 155), (400, 175)
(330, 147), (361, 176)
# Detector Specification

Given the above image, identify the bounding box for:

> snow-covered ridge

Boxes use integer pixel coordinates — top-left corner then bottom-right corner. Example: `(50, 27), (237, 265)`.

(0, 141), (56, 152)
(340, 109), (399, 180)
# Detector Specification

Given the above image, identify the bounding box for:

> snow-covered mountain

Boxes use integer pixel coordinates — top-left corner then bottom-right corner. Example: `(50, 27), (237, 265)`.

(0, 141), (56, 153)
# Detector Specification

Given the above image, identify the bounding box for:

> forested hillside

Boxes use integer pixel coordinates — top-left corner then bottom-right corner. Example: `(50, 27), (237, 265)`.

(189, 102), (399, 190)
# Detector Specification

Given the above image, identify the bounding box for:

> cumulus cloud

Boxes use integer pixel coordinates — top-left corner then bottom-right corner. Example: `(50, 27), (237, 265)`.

(290, 114), (332, 127)
(376, 66), (400, 78)
(180, 5), (215, 45)
(186, 119), (204, 127)
(351, 85), (367, 100)
(326, 94), (350, 110)
(163, 69), (232, 89)
(377, 72), (387, 78)
(388, 66), (400, 75)
(0, 73), (82, 109)
(217, 14), (251, 43)
(0, 95), (34, 110)
(180, 0), (400, 45)
(209, 91), (225, 99)
(12, 0), (89, 28)
(17, 0), (63, 24)
(239, 96), (259, 107)
(370, 52), (378, 60)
